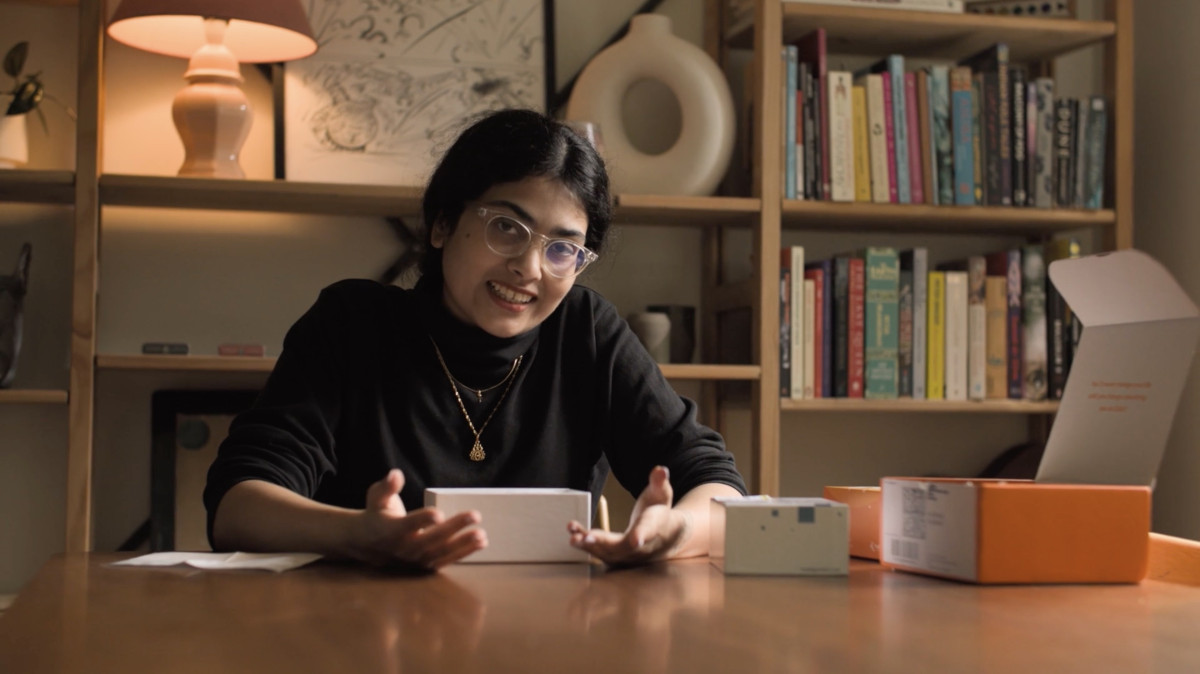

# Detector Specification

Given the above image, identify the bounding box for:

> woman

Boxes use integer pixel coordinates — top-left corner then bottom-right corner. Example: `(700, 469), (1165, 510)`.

(204, 109), (746, 569)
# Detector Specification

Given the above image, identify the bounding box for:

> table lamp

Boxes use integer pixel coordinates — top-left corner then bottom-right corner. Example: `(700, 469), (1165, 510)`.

(107, 0), (317, 178)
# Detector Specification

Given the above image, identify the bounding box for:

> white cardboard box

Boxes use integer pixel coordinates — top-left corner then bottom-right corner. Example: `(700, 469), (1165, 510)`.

(710, 496), (849, 575)
(424, 488), (590, 563)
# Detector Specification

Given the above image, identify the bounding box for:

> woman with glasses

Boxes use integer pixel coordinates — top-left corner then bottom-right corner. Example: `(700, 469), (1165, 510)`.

(205, 108), (746, 569)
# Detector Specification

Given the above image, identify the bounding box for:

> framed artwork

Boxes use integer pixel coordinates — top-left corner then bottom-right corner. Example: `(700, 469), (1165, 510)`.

(281, 0), (556, 186)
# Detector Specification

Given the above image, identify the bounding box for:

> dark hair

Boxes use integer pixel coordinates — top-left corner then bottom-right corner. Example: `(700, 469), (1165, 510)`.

(420, 108), (612, 281)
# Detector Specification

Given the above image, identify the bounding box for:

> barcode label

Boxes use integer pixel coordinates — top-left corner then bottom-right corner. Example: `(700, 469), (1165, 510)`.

(891, 538), (920, 561)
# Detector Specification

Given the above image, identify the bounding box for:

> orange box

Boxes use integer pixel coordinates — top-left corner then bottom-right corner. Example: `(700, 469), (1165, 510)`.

(880, 478), (1151, 584)
(822, 486), (881, 560)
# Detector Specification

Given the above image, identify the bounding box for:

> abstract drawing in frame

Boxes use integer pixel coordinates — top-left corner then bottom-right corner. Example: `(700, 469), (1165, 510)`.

(283, 0), (555, 186)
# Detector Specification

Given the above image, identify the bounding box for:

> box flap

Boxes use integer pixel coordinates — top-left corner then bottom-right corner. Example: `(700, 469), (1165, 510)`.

(1037, 250), (1200, 486)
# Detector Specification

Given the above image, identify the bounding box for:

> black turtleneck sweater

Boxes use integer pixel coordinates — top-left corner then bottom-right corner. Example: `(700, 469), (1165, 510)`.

(204, 278), (747, 543)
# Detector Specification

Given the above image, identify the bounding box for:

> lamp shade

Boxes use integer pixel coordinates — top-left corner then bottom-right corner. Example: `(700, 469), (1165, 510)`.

(108, 0), (317, 63)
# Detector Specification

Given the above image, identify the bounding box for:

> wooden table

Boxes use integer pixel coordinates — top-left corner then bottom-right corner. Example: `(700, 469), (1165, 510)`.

(2, 554), (1199, 673)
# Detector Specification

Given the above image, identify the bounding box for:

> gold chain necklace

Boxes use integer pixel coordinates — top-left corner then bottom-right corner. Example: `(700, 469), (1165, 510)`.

(429, 336), (523, 461)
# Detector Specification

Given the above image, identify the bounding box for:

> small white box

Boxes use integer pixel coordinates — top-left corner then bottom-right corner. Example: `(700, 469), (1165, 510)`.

(424, 488), (590, 563)
(710, 496), (849, 575)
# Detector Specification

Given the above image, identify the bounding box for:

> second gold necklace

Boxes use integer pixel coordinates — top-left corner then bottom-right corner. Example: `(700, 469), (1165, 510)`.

(429, 336), (522, 462)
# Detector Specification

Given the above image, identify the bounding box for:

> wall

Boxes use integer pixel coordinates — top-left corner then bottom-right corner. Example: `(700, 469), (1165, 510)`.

(1133, 0), (1200, 540)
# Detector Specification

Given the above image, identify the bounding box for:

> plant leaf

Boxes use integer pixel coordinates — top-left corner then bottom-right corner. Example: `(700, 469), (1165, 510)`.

(6, 79), (43, 115)
(4, 42), (28, 80)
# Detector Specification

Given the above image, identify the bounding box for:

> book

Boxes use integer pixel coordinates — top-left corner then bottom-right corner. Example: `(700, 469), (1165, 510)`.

(867, 55), (910, 203)
(803, 278), (817, 398)
(898, 264), (914, 396)
(828, 71), (856, 202)
(833, 256), (852, 396)
(1073, 95), (1089, 208)
(863, 247), (900, 399)
(783, 0), (964, 11)
(950, 66), (975, 205)
(881, 74), (899, 203)
(960, 43), (1011, 206)
(1083, 96), (1107, 209)
(851, 85), (873, 202)
(804, 264), (829, 398)
(984, 275), (1008, 399)
(1021, 243), (1048, 401)
(929, 65), (954, 206)
(1025, 78), (1036, 207)
(796, 30), (828, 199)
(966, 255), (987, 401)
(789, 246), (807, 398)
(1031, 77), (1055, 209)
(985, 249), (1023, 398)
(1010, 66), (1027, 207)
(905, 71), (925, 204)
(926, 271), (946, 400)
(848, 256), (866, 398)
(1044, 238), (1080, 400)
(801, 62), (818, 199)
(943, 270), (969, 401)
(784, 46), (799, 200)
(779, 249), (793, 397)
(1053, 98), (1075, 208)
(900, 248), (928, 399)
(861, 73), (892, 204)
(916, 69), (936, 205)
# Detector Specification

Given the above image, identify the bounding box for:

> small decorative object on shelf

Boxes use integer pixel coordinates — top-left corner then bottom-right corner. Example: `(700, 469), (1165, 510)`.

(566, 14), (735, 196)
(1, 42), (75, 168)
(0, 243), (31, 389)
(964, 0), (1074, 17)
(627, 311), (671, 364)
(141, 342), (189, 355)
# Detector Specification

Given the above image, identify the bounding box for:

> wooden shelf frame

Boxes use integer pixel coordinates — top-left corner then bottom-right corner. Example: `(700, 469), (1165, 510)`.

(0, 170), (76, 205)
(0, 389), (69, 404)
(781, 201), (1115, 235)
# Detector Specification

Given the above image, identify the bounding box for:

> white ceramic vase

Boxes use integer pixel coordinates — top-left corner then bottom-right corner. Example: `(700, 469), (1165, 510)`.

(628, 311), (672, 364)
(565, 14), (735, 196)
(0, 114), (29, 169)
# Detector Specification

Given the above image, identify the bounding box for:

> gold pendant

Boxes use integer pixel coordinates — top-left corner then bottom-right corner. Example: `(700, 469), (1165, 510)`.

(469, 439), (485, 462)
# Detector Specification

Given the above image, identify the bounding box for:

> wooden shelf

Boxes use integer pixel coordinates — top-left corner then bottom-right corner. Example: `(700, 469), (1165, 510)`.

(781, 398), (1059, 413)
(782, 200), (1114, 235)
(0, 170), (75, 205)
(729, 5), (1115, 62)
(100, 175), (425, 218)
(0, 389), (69, 404)
(614, 194), (760, 227)
(96, 354), (760, 381)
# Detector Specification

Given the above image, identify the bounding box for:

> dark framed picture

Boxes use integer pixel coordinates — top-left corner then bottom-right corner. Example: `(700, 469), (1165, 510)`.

(276, 0), (556, 185)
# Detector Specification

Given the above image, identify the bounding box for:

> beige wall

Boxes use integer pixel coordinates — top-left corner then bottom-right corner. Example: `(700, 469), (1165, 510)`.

(3, 0), (1197, 595)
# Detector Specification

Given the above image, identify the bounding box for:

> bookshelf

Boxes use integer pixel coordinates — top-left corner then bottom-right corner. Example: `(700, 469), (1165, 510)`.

(722, 0), (1132, 496)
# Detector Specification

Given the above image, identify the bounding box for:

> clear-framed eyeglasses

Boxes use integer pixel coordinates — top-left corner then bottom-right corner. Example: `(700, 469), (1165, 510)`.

(476, 207), (599, 278)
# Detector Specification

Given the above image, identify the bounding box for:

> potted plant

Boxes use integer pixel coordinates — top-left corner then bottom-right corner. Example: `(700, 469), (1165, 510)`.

(1, 41), (75, 168)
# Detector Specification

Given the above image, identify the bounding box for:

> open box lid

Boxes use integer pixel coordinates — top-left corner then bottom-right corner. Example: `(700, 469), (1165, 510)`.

(1036, 250), (1200, 486)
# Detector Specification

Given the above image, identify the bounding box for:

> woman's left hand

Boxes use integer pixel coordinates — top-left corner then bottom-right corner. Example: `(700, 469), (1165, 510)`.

(567, 465), (691, 566)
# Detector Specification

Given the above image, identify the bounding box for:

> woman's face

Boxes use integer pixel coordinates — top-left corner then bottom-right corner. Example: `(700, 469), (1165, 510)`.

(431, 176), (590, 338)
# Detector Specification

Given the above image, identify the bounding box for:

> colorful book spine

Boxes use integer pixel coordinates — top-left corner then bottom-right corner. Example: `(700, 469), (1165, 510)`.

(1073, 96), (1089, 208)
(898, 265), (914, 396)
(803, 278), (816, 398)
(926, 271), (946, 400)
(984, 275), (1009, 398)
(789, 245), (806, 398)
(779, 249), (793, 397)
(966, 255), (987, 401)
(971, 72), (985, 204)
(1010, 67), (1027, 207)
(962, 43), (1011, 206)
(1025, 78), (1037, 207)
(917, 69), (936, 205)
(810, 258), (836, 398)
(943, 270), (969, 401)
(848, 257), (866, 398)
(1021, 243), (1048, 401)
(801, 62), (817, 200)
(1083, 96), (1107, 209)
(1044, 238), (1080, 400)
(903, 248), (928, 399)
(986, 249), (1023, 398)
(862, 73), (891, 204)
(905, 71), (924, 204)
(950, 66), (975, 205)
(833, 256), (852, 397)
(828, 71), (856, 202)
(1053, 98), (1075, 208)
(1032, 78), (1055, 209)
(852, 85), (873, 202)
(883, 55), (910, 203)
(796, 29), (828, 200)
(804, 264), (828, 398)
(881, 74), (899, 203)
(929, 65), (954, 206)
(864, 247), (900, 399)
(784, 46), (798, 200)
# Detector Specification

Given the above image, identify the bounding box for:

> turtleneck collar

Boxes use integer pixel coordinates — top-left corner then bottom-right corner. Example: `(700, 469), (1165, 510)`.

(415, 276), (539, 384)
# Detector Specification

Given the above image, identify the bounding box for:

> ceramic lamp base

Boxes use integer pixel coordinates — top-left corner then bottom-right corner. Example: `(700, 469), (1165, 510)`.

(0, 114), (29, 169)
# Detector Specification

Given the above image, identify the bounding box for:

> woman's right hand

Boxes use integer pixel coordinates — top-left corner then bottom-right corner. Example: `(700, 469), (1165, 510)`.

(351, 469), (487, 570)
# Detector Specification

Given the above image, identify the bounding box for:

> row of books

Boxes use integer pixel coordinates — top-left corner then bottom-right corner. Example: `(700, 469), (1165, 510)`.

(782, 30), (1108, 210)
(779, 241), (1080, 401)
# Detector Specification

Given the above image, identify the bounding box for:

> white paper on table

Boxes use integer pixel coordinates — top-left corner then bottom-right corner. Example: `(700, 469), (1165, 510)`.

(111, 552), (322, 573)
